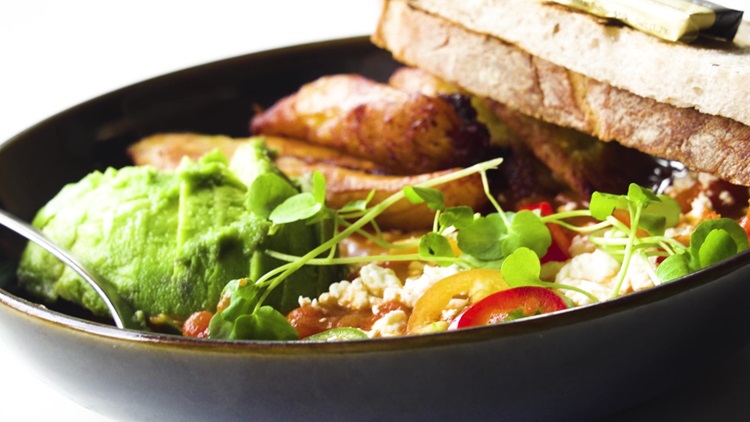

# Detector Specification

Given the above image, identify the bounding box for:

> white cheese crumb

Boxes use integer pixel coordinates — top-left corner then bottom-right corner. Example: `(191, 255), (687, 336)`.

(555, 249), (657, 306)
(393, 264), (461, 308)
(367, 310), (408, 338)
(718, 190), (735, 206)
(314, 263), (403, 311)
(441, 297), (469, 322)
(688, 192), (712, 221)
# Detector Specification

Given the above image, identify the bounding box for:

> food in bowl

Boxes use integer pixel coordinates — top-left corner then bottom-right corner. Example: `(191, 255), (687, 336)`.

(15, 69), (750, 340)
(12, 1), (750, 341)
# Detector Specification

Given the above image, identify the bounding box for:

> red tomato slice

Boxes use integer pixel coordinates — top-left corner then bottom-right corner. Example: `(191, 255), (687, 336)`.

(519, 202), (570, 263)
(450, 286), (567, 329)
(406, 269), (509, 335)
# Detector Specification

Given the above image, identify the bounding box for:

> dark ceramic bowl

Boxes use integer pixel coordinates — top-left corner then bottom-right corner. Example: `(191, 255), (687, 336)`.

(1, 37), (750, 421)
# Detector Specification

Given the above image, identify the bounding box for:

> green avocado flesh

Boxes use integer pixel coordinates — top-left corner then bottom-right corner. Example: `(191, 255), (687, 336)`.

(17, 140), (337, 320)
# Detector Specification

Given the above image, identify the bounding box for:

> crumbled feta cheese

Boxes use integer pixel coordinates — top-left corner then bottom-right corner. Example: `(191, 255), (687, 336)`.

(367, 310), (408, 338)
(441, 297), (469, 321)
(393, 264), (460, 308)
(297, 296), (312, 307)
(315, 263), (403, 311)
(665, 172), (697, 195)
(688, 192), (712, 221)
(663, 191), (715, 242)
(557, 201), (579, 213)
(718, 190), (735, 207)
(555, 249), (657, 306)
(299, 262), (463, 338)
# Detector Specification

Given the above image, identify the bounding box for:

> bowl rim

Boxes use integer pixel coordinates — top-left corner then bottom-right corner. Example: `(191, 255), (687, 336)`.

(2, 246), (747, 354)
(1, 36), (749, 355)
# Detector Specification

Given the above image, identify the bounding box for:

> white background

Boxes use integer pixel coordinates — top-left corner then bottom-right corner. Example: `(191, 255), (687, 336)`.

(0, 0), (747, 420)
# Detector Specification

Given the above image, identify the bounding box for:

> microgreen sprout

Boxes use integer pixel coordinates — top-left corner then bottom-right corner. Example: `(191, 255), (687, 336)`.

(253, 157), (506, 307)
(540, 184), (685, 297)
(257, 167), (741, 308)
(214, 148), (747, 341)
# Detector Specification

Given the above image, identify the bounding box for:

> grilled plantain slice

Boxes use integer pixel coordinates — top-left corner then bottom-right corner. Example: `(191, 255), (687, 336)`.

(127, 133), (389, 174)
(388, 67), (511, 147)
(250, 74), (490, 174)
(275, 156), (487, 230)
(128, 133), (487, 230)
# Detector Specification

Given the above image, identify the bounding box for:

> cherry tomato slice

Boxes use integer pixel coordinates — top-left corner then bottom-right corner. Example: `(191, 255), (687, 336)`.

(407, 269), (509, 334)
(450, 286), (567, 329)
(739, 201), (750, 240)
(183, 310), (213, 338)
(519, 202), (570, 263)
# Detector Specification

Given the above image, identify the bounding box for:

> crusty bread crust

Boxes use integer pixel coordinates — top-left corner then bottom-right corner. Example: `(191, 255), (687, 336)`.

(372, 0), (750, 186)
(405, 0), (750, 127)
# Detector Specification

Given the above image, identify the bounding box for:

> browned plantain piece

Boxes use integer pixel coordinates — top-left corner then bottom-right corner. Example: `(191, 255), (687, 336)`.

(127, 133), (389, 173)
(127, 133), (241, 170)
(388, 67), (511, 147)
(127, 132), (487, 231)
(275, 156), (487, 230)
(265, 135), (389, 173)
(250, 74), (489, 174)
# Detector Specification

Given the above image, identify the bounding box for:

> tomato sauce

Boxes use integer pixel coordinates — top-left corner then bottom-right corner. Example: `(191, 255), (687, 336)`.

(287, 301), (410, 339)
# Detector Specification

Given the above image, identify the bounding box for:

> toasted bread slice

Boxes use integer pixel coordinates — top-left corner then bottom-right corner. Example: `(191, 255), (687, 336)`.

(372, 0), (750, 185)
(404, 0), (750, 127)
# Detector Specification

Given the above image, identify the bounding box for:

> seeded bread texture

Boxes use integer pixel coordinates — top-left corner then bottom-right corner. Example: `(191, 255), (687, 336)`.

(372, 0), (750, 185)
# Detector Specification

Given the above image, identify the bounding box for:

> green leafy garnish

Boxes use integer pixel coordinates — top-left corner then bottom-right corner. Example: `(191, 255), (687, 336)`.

(246, 172), (299, 219)
(503, 210), (552, 258)
(269, 192), (323, 225)
(501, 247), (543, 287)
(457, 213), (507, 261)
(572, 183), (684, 297)
(208, 279), (298, 341)
(404, 186), (445, 211)
(657, 218), (749, 281)
(252, 157), (507, 305)
(438, 206), (475, 231)
(213, 143), (748, 340)
(501, 247), (598, 302)
(589, 184), (680, 236)
(418, 232), (455, 264)
(455, 210), (551, 265)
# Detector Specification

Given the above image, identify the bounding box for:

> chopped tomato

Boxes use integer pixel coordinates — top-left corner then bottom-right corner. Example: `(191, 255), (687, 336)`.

(182, 310), (213, 338)
(450, 286), (567, 329)
(519, 202), (571, 262)
(288, 301), (410, 339)
(407, 269), (509, 334)
(739, 200), (750, 239)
